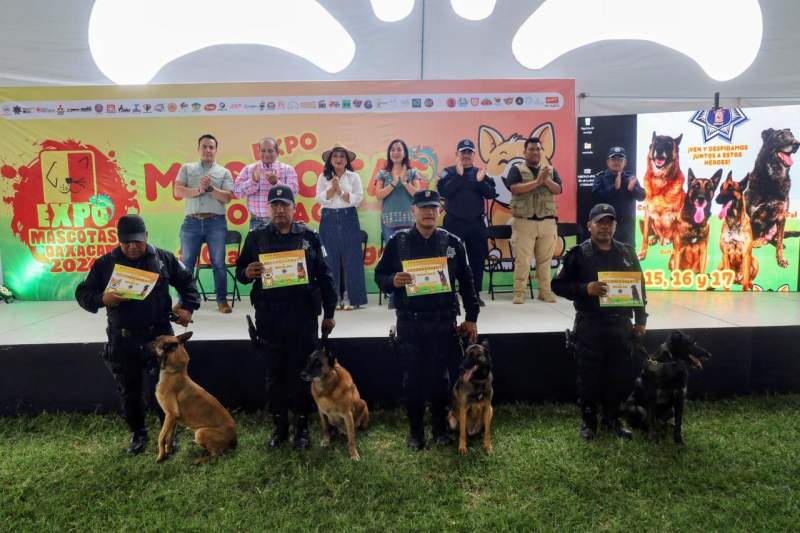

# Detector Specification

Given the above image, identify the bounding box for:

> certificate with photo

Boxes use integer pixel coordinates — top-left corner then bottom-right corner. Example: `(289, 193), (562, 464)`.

(259, 250), (309, 289)
(104, 264), (160, 300)
(598, 271), (644, 307)
(401, 256), (451, 297)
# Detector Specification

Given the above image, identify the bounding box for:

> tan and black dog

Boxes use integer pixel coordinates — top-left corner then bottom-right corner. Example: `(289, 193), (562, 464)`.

(301, 341), (369, 461)
(448, 339), (494, 455)
(671, 168), (722, 273)
(151, 332), (237, 464)
(639, 132), (686, 260)
(716, 172), (758, 290)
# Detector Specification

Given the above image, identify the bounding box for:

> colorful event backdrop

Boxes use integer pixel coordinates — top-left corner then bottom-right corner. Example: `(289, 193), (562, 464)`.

(0, 79), (576, 300)
(578, 105), (800, 292)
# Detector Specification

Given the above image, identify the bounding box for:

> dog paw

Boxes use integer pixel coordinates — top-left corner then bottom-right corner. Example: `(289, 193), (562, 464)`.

(350, 451), (361, 461)
(320, 439), (330, 448)
(778, 258), (789, 268)
(483, 443), (493, 454)
(637, 251), (647, 260)
(156, 453), (167, 463)
(458, 446), (468, 455)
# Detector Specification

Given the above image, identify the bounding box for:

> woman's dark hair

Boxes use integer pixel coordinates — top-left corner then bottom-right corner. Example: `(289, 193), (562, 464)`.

(323, 149), (354, 179)
(383, 139), (410, 172)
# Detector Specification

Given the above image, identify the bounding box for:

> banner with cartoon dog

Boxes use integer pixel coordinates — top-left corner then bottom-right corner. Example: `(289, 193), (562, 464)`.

(635, 105), (800, 292)
(0, 79), (575, 300)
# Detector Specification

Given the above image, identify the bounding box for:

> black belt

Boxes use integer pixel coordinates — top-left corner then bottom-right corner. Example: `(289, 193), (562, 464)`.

(576, 311), (631, 322)
(110, 324), (161, 339)
(396, 310), (456, 321)
(526, 215), (556, 221)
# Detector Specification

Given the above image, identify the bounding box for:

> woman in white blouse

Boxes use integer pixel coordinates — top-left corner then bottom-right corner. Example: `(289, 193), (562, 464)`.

(315, 145), (367, 310)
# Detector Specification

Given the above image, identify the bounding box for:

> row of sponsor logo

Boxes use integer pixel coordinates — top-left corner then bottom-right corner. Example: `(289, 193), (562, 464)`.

(1, 93), (562, 118)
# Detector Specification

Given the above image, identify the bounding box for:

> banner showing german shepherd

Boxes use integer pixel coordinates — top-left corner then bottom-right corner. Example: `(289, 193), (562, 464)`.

(635, 107), (800, 292)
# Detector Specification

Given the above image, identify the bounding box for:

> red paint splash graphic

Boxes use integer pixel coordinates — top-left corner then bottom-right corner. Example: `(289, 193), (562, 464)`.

(3, 139), (139, 269)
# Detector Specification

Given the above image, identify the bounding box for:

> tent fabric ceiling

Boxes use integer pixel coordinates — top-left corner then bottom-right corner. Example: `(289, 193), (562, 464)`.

(1, 0), (798, 116)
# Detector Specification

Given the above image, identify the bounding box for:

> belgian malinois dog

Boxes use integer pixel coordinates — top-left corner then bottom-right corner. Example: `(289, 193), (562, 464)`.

(448, 339), (494, 455)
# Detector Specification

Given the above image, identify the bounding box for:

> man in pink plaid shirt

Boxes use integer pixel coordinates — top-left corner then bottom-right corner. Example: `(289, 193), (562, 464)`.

(234, 137), (299, 231)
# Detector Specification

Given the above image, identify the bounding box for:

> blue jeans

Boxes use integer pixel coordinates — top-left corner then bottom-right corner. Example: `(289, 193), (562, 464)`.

(179, 215), (228, 303)
(319, 207), (367, 307)
(249, 215), (270, 232)
(381, 223), (411, 306)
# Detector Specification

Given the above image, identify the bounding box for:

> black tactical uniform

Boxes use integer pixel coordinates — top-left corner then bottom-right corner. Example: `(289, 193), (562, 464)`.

(437, 139), (497, 297)
(236, 186), (337, 450)
(553, 204), (647, 439)
(75, 216), (200, 453)
(375, 190), (481, 449)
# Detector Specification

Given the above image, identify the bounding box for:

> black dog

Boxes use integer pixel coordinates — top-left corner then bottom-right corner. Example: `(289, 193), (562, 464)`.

(622, 331), (711, 444)
(447, 340), (494, 454)
(746, 128), (800, 267)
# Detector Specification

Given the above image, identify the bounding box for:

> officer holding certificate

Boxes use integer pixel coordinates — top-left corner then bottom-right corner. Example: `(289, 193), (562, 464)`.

(75, 214), (200, 455)
(236, 185), (337, 451)
(552, 203), (647, 442)
(374, 189), (480, 451)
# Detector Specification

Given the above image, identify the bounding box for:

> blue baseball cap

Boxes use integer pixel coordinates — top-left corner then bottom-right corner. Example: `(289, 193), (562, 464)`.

(457, 139), (476, 152)
(268, 185), (294, 205)
(412, 189), (442, 207)
(608, 146), (627, 159)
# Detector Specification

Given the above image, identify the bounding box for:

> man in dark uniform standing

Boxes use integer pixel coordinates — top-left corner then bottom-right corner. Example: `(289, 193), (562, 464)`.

(375, 189), (480, 450)
(437, 138), (497, 305)
(591, 147), (646, 246)
(236, 185), (337, 451)
(76, 214), (199, 454)
(553, 203), (647, 441)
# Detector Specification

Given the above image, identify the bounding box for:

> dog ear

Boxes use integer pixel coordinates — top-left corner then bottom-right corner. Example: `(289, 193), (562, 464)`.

(762, 128), (774, 142)
(724, 171), (733, 184)
(687, 168), (696, 182)
(674, 133), (683, 147)
(478, 125), (504, 163)
(651, 131), (656, 142)
(531, 122), (555, 162)
(740, 173), (750, 191)
(710, 168), (723, 191)
(480, 338), (491, 354)
(177, 331), (193, 344)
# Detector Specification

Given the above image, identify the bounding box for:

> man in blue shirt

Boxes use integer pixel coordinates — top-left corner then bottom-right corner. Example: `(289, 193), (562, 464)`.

(437, 139), (497, 305)
(591, 147), (646, 246)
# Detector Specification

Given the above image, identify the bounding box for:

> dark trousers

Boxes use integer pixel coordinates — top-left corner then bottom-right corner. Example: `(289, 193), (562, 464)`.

(574, 316), (634, 420)
(256, 303), (318, 417)
(396, 318), (457, 433)
(615, 216), (636, 247)
(443, 214), (487, 293)
(102, 328), (171, 433)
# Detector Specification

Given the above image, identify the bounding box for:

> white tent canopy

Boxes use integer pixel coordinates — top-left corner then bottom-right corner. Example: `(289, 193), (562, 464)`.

(1, 0), (798, 116)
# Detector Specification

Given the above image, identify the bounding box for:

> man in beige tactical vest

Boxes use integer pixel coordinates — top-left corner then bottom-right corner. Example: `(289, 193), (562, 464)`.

(506, 136), (563, 304)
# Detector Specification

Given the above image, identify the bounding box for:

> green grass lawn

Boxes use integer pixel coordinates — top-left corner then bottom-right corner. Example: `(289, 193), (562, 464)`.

(2, 396), (798, 532)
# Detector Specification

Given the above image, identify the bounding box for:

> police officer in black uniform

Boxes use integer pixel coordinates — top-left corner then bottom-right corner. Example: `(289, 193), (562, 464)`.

(437, 138), (497, 305)
(75, 214), (200, 454)
(375, 189), (480, 450)
(591, 147), (646, 246)
(553, 203), (647, 441)
(236, 185), (337, 451)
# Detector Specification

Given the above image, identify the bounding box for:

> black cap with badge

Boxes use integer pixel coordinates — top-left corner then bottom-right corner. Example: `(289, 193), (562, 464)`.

(268, 184), (295, 205)
(588, 203), (617, 223)
(117, 214), (147, 243)
(412, 189), (442, 207)
(457, 139), (476, 152)
(607, 146), (627, 159)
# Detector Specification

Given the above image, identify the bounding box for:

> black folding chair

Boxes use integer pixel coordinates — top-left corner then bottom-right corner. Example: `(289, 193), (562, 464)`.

(195, 229), (243, 307)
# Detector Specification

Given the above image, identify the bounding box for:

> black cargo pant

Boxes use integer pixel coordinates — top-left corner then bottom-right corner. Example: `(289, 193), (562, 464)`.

(256, 302), (318, 417)
(443, 214), (488, 293)
(574, 314), (634, 422)
(397, 316), (457, 435)
(103, 325), (172, 433)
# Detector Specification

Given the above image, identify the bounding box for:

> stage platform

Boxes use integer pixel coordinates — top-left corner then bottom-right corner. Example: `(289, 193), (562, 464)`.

(2, 292), (799, 415)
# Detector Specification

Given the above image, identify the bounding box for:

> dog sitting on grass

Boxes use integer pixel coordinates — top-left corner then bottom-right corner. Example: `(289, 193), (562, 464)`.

(151, 332), (237, 464)
(622, 331), (711, 444)
(447, 339), (494, 455)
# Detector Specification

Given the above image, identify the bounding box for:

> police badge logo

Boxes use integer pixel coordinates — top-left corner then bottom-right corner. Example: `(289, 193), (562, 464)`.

(690, 107), (748, 143)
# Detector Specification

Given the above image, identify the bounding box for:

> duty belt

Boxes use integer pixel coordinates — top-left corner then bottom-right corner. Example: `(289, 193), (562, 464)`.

(396, 309), (456, 321)
(113, 324), (159, 339)
(576, 311), (630, 322)
(186, 213), (219, 220)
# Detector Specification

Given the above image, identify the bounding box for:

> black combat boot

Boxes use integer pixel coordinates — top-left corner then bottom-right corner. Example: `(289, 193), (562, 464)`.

(407, 406), (425, 451)
(579, 407), (598, 442)
(431, 405), (453, 446)
(293, 415), (311, 451)
(268, 414), (289, 449)
(127, 429), (148, 455)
